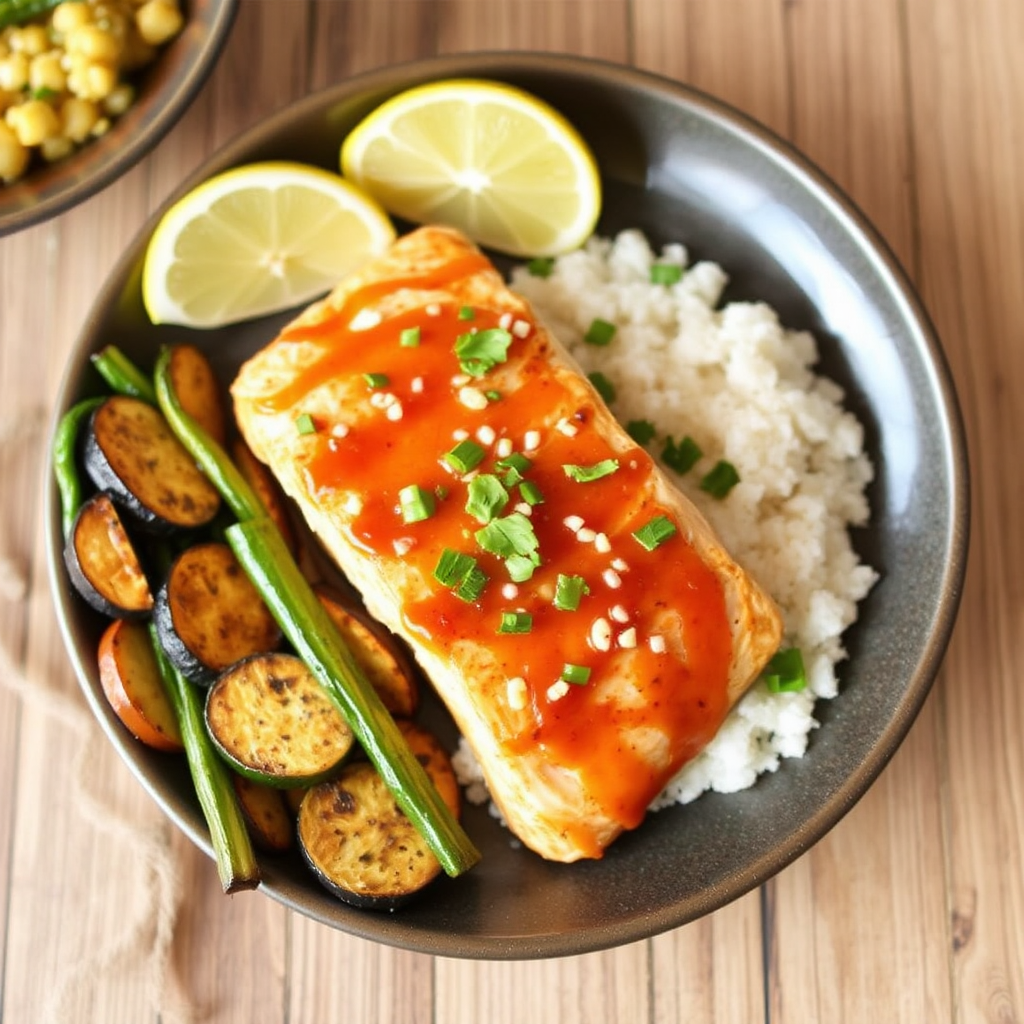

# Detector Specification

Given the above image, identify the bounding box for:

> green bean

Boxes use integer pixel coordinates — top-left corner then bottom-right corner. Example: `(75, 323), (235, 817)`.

(90, 345), (158, 404)
(149, 622), (260, 893)
(52, 396), (103, 540)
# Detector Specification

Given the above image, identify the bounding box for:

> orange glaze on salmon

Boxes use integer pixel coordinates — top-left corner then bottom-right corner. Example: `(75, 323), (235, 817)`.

(232, 226), (783, 862)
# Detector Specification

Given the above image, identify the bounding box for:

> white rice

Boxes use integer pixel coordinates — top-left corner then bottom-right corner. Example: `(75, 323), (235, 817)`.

(454, 229), (878, 813)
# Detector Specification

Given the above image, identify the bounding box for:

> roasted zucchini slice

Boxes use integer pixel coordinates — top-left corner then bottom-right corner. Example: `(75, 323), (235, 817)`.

(64, 491), (154, 618)
(205, 651), (354, 787)
(297, 722), (461, 910)
(165, 343), (228, 447)
(83, 395), (220, 533)
(153, 542), (281, 685)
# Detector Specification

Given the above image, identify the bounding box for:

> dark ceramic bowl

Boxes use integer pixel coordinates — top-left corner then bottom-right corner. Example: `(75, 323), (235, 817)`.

(45, 53), (969, 959)
(0, 0), (237, 237)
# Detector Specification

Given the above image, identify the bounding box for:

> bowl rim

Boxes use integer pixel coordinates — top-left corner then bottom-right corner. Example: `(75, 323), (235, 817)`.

(44, 51), (971, 959)
(0, 0), (239, 238)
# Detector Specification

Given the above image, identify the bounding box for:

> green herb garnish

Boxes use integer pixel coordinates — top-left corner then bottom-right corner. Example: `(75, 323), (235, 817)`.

(518, 480), (545, 506)
(700, 460), (740, 498)
(363, 372), (390, 389)
(444, 439), (486, 474)
(561, 663), (592, 685)
(632, 514), (677, 551)
(650, 263), (683, 285)
(763, 648), (807, 693)
(563, 459), (619, 483)
(433, 549), (488, 601)
(662, 435), (702, 474)
(626, 419), (657, 445)
(498, 611), (533, 634)
(465, 474), (510, 524)
(458, 305), (475, 321)
(398, 484), (436, 523)
(584, 318), (617, 346)
(588, 371), (616, 404)
(454, 327), (513, 376)
(295, 413), (317, 435)
(553, 574), (589, 611)
(399, 326), (421, 347)
(526, 257), (555, 278)
(475, 512), (539, 561)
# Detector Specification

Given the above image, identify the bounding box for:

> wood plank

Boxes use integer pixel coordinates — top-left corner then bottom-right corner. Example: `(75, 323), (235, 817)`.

(651, 891), (764, 1024)
(905, 0), (1024, 1018)
(435, 944), (650, 1024)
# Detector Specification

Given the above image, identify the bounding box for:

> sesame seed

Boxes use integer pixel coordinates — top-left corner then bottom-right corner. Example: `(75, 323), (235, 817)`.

(349, 308), (382, 331)
(563, 515), (585, 533)
(507, 677), (528, 711)
(385, 401), (404, 421)
(343, 494), (363, 516)
(328, 438), (341, 452)
(649, 634), (667, 654)
(426, 303), (442, 316)
(330, 423), (350, 439)
(618, 627), (638, 649)
(594, 532), (611, 553)
(602, 568), (623, 589)
(523, 430), (541, 452)
(411, 376), (424, 394)
(499, 312), (513, 329)
(514, 502), (533, 517)
(495, 437), (513, 458)
(459, 386), (489, 410)
(452, 428), (470, 441)
(611, 557), (629, 573)
(590, 617), (612, 652)
(556, 417), (578, 437)
(610, 604), (630, 623)
(501, 583), (519, 600)
(369, 391), (391, 409)
(512, 319), (531, 338)
(577, 527), (597, 544)
(546, 680), (570, 702)
(476, 424), (497, 445)
(393, 537), (414, 556)
(451, 373), (471, 387)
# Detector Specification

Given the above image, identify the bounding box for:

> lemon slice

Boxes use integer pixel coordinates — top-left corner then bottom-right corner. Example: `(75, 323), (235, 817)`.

(340, 79), (601, 257)
(142, 161), (396, 328)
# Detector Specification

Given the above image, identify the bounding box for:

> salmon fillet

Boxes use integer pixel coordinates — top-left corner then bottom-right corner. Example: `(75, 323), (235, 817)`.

(232, 226), (783, 862)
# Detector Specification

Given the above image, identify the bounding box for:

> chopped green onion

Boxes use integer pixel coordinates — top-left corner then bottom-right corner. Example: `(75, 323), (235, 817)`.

(363, 372), (390, 389)
(763, 648), (807, 693)
(465, 474), (510, 524)
(498, 611), (533, 634)
(458, 305), (475, 321)
(399, 484), (436, 523)
(32, 85), (58, 101)
(561, 663), (592, 685)
(584, 318), (617, 346)
(650, 263), (683, 285)
(399, 326), (421, 347)
(485, 390), (502, 402)
(700, 460), (740, 499)
(475, 512), (539, 560)
(563, 459), (619, 483)
(588, 371), (617, 404)
(444, 438), (486, 474)
(553, 574), (589, 611)
(526, 257), (555, 278)
(518, 480), (545, 506)
(632, 514), (677, 551)
(497, 451), (532, 486)
(456, 564), (489, 602)
(434, 549), (477, 587)
(662, 435), (702, 474)
(627, 419), (657, 445)
(454, 327), (513, 376)
(295, 413), (317, 435)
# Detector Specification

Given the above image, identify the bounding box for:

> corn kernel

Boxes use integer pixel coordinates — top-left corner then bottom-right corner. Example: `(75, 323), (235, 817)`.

(60, 95), (99, 142)
(6, 99), (61, 146)
(51, 3), (93, 34)
(0, 120), (30, 183)
(0, 53), (30, 92)
(29, 52), (67, 94)
(135, 0), (184, 46)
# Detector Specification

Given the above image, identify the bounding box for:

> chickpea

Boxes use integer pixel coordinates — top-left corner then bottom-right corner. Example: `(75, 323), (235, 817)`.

(65, 24), (122, 64)
(6, 100), (61, 147)
(67, 59), (117, 101)
(135, 0), (183, 47)
(0, 52), (30, 92)
(0, 120), (30, 183)
(10, 25), (51, 57)
(51, 3), (93, 35)
(29, 52), (68, 95)
(40, 134), (74, 162)
(60, 95), (100, 142)
(102, 82), (134, 117)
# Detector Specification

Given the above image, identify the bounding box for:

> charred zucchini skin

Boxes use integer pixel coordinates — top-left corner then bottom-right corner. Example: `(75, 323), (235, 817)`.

(63, 491), (155, 619)
(297, 723), (461, 911)
(153, 542), (281, 686)
(204, 651), (355, 788)
(82, 396), (221, 534)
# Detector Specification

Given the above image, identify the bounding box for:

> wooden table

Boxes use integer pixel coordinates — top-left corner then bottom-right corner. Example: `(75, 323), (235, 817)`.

(1, 2), (1020, 1021)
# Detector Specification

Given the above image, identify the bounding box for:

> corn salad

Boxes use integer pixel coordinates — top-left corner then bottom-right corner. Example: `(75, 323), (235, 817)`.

(0, 0), (184, 184)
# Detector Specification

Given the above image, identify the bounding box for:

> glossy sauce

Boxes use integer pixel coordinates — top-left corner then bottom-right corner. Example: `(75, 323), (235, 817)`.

(264, 258), (732, 844)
